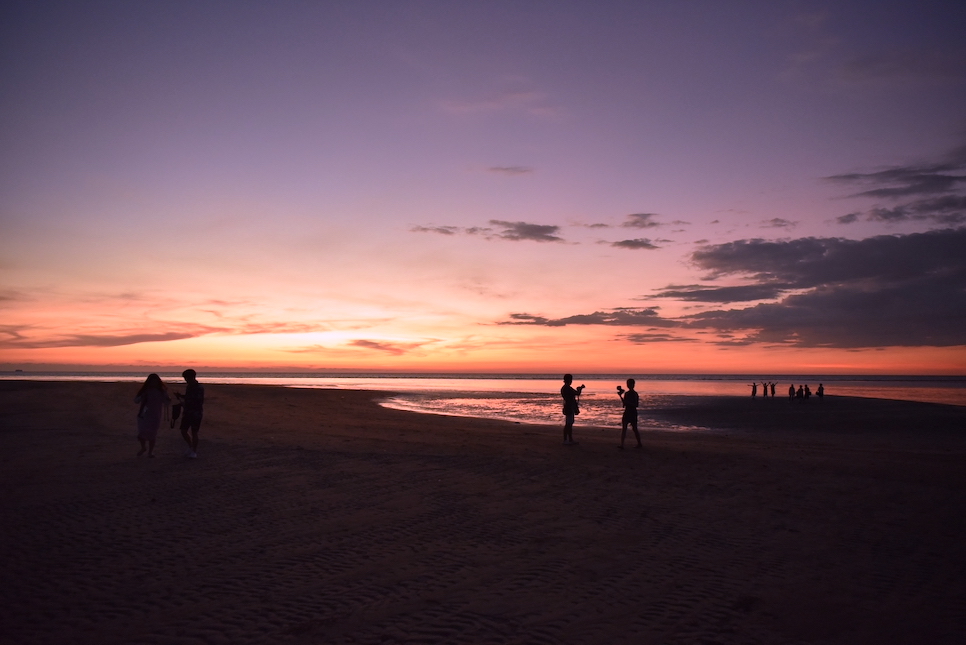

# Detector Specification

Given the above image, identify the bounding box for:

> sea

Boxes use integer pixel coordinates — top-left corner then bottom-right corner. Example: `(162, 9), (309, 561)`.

(3, 372), (964, 428)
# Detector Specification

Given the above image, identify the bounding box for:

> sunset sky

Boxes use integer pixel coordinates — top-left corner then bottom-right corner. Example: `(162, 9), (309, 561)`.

(2, 1), (965, 373)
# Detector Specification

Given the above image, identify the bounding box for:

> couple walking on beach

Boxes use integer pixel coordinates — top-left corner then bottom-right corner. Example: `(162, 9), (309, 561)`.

(561, 374), (643, 449)
(135, 369), (204, 458)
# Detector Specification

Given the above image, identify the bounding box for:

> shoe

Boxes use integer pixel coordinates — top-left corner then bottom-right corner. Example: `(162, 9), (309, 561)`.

(189, 451), (198, 459)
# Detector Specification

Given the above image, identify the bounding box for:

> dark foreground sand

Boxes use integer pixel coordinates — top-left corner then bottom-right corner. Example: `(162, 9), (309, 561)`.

(2, 381), (965, 645)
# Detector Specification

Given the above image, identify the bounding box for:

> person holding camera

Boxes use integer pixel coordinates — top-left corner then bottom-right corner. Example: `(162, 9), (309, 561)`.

(560, 374), (585, 445)
(616, 378), (643, 450)
(176, 369), (204, 458)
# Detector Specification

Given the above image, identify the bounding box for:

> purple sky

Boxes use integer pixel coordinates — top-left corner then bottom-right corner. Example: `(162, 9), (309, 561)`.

(2, 1), (965, 372)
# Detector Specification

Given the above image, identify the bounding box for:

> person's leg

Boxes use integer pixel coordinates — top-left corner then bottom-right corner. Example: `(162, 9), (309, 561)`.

(137, 438), (146, 456)
(147, 438), (155, 457)
(620, 420), (627, 448)
(631, 417), (642, 447)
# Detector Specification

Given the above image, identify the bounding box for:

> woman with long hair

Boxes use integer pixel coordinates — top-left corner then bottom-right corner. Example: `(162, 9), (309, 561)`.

(135, 373), (170, 457)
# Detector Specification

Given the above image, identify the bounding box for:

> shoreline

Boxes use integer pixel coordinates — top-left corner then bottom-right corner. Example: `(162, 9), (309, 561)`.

(2, 381), (965, 644)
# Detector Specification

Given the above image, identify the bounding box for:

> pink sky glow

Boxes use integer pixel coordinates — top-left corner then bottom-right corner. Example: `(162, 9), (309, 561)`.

(2, 2), (966, 374)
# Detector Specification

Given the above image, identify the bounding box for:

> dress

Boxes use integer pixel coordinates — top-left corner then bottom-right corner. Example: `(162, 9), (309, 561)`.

(136, 389), (170, 441)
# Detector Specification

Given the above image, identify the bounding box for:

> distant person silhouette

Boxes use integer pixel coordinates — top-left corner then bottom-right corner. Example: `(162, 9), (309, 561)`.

(176, 369), (204, 458)
(135, 373), (170, 457)
(750, 382), (757, 397)
(770, 382), (776, 397)
(804, 384), (811, 400)
(788, 384), (795, 401)
(761, 381), (769, 397)
(796, 385), (805, 400)
(617, 379), (643, 450)
(560, 374), (584, 445)
(817, 383), (825, 401)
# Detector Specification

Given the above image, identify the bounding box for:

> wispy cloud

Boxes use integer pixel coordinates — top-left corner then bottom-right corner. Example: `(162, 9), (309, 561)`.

(836, 48), (966, 86)
(410, 220), (564, 242)
(0, 330), (209, 349)
(411, 225), (461, 235)
(349, 339), (426, 355)
(650, 283), (791, 303)
(500, 308), (677, 328)
(488, 166), (533, 175)
(624, 332), (695, 344)
(761, 218), (797, 228)
(830, 146), (966, 226)
(441, 89), (561, 119)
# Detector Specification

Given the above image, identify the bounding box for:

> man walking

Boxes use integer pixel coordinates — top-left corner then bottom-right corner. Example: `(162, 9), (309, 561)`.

(177, 369), (204, 458)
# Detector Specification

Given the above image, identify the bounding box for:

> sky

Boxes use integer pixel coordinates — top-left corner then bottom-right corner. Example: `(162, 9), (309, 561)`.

(2, 0), (965, 374)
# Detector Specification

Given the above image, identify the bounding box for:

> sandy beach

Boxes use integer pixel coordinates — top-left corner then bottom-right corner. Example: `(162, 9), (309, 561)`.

(2, 380), (965, 645)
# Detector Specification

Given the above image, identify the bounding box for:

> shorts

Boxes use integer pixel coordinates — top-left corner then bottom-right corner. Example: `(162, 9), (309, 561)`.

(622, 409), (638, 427)
(180, 410), (203, 433)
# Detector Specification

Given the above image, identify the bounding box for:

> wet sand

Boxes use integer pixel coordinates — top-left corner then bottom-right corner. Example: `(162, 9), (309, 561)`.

(2, 380), (965, 644)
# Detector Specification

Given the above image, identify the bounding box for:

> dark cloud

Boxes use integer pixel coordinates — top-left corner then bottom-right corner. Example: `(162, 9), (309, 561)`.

(761, 218), (797, 228)
(690, 229), (966, 288)
(622, 213), (662, 229)
(624, 332), (695, 344)
(488, 166), (533, 175)
(410, 221), (563, 242)
(828, 146), (966, 199)
(651, 283), (791, 303)
(612, 238), (659, 250)
(488, 220), (564, 242)
(411, 225), (460, 235)
(859, 196), (966, 226)
(836, 212), (861, 224)
(500, 308), (677, 328)
(682, 228), (966, 347)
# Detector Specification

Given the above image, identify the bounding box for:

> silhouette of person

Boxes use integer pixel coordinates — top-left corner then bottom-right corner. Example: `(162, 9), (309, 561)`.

(560, 374), (584, 445)
(817, 383), (825, 401)
(804, 384), (811, 400)
(788, 384), (795, 401)
(796, 385), (805, 400)
(176, 369), (204, 458)
(761, 381), (769, 397)
(617, 378), (643, 450)
(750, 382), (757, 397)
(135, 373), (170, 457)
(770, 382), (776, 397)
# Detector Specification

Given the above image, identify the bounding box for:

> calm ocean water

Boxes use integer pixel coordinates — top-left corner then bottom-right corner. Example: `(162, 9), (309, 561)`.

(3, 372), (964, 427)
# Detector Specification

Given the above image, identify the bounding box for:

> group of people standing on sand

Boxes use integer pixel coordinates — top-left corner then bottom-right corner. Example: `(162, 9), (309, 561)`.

(749, 381), (778, 397)
(560, 374), (643, 450)
(134, 369), (204, 458)
(787, 383), (824, 401)
(748, 381), (825, 401)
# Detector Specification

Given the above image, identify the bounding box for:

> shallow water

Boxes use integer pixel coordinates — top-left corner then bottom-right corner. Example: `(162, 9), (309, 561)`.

(4, 372), (964, 426)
